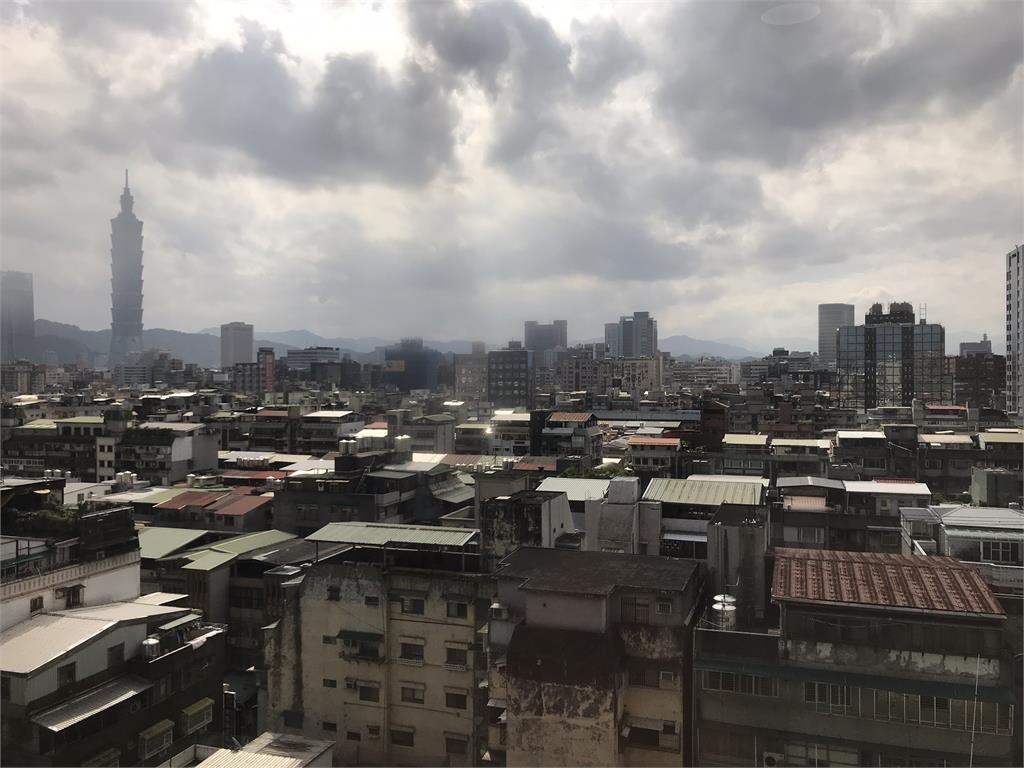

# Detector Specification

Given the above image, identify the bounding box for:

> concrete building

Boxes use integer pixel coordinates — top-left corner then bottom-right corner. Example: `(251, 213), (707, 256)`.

(108, 172), (145, 366)
(220, 322), (254, 369)
(1, 504), (141, 631)
(296, 410), (365, 456)
(695, 548), (1016, 767)
(837, 302), (947, 410)
(487, 349), (534, 409)
(285, 347), (341, 372)
(406, 414), (456, 454)
(817, 303), (855, 370)
(383, 339), (443, 392)
(604, 312), (658, 358)
(486, 548), (706, 766)
(453, 343), (488, 401)
(488, 412), (531, 456)
(479, 489), (577, 568)
(0, 270), (34, 363)
(118, 422), (219, 486)
(523, 320), (567, 356)
(950, 350), (1006, 409)
(257, 347), (276, 393)
(583, 476), (662, 556)
(971, 466), (1024, 507)
(0, 599), (225, 767)
(961, 335), (994, 357)
(1007, 244), (1023, 418)
(260, 522), (488, 766)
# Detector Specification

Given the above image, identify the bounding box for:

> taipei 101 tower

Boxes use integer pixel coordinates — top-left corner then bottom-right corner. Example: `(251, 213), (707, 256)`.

(108, 171), (144, 365)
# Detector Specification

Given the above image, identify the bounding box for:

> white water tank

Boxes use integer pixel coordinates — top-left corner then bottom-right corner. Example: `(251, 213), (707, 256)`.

(186, 474), (197, 487)
(142, 637), (161, 660)
(394, 435), (412, 454)
(712, 602), (737, 631)
(712, 594), (737, 606)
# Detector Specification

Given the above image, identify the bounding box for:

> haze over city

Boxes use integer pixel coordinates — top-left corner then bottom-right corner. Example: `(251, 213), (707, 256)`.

(1, 0), (1020, 349)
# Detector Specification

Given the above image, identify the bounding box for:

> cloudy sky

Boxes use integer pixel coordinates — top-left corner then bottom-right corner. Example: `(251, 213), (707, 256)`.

(1, 0), (1021, 350)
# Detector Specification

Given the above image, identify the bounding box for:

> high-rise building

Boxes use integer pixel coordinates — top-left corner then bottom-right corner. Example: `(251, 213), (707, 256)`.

(604, 312), (658, 358)
(960, 334), (993, 357)
(0, 270), (34, 362)
(1007, 245), (1023, 418)
(487, 347), (534, 408)
(817, 303), (855, 369)
(836, 302), (946, 410)
(220, 321), (254, 368)
(523, 320), (567, 354)
(108, 172), (144, 366)
(284, 346), (341, 371)
(257, 346), (276, 393)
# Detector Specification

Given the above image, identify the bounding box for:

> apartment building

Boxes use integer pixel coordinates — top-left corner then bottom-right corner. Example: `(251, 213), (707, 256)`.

(531, 411), (603, 463)
(478, 489), (577, 569)
(0, 600), (225, 767)
(1007, 245), (1022, 418)
(695, 548), (1016, 766)
(261, 523), (488, 766)
(296, 410), (365, 455)
(486, 548), (705, 766)
(118, 422), (219, 486)
(487, 349), (534, 409)
(626, 435), (681, 479)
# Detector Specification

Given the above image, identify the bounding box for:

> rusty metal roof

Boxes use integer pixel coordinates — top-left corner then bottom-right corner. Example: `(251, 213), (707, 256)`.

(772, 548), (1004, 617)
(548, 412), (594, 423)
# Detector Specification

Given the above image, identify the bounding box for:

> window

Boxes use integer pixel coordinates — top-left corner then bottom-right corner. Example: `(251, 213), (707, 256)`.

(346, 731), (361, 741)
(662, 721), (677, 735)
(402, 597), (425, 615)
(30, 596), (43, 613)
(1, 675), (10, 701)
(401, 685), (425, 704)
(327, 586), (340, 601)
(139, 722), (175, 759)
(106, 642), (125, 667)
(390, 728), (414, 747)
(322, 678), (337, 688)
(446, 691), (467, 710)
(656, 600), (672, 614)
(804, 682), (852, 709)
(704, 671), (777, 697)
(367, 725), (381, 738)
(400, 642), (424, 662)
(364, 595), (380, 608)
(58, 663), (76, 687)
(359, 685), (380, 702)
(65, 585), (83, 609)
(446, 736), (468, 755)
(181, 698), (214, 734)
(445, 647), (468, 667)
(447, 601), (468, 619)
(982, 541), (1019, 563)
(322, 635), (337, 645)
(322, 721), (337, 732)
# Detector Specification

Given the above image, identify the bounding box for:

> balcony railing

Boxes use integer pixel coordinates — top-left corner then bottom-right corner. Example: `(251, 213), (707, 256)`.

(1, 549), (140, 600)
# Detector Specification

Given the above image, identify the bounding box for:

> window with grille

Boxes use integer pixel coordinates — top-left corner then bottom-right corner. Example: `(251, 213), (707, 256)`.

(390, 728), (414, 747)
(359, 685), (380, 702)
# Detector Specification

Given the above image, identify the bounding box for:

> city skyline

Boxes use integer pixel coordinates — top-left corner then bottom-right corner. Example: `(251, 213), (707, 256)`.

(1, 2), (1020, 348)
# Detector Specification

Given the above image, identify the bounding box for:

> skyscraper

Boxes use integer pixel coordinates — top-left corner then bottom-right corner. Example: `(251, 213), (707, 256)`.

(220, 321), (254, 368)
(837, 302), (947, 410)
(108, 171), (144, 365)
(0, 270), (34, 363)
(1007, 245), (1023, 418)
(604, 312), (658, 358)
(818, 303), (855, 369)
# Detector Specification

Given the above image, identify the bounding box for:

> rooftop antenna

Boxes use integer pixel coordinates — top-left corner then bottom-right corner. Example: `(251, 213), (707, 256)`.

(918, 303), (927, 322)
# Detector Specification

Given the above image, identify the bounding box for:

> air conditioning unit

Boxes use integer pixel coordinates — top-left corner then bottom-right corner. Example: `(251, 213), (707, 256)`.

(763, 752), (785, 767)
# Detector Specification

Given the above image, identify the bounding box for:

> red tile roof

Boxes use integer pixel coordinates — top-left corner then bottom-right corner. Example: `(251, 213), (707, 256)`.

(547, 412), (594, 423)
(627, 436), (681, 447)
(155, 491), (227, 510)
(366, 421), (388, 429)
(772, 548), (1004, 617)
(220, 470), (289, 481)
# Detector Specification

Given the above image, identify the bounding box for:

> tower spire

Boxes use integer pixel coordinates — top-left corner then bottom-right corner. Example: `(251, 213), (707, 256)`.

(124, 168), (129, 190)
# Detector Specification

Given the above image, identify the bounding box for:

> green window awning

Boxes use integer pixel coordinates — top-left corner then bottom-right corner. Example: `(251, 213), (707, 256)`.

(138, 718), (174, 740)
(182, 697), (214, 718)
(337, 629), (383, 643)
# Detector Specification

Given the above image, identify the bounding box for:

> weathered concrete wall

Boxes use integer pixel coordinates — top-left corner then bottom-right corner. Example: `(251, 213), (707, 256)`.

(507, 678), (619, 766)
(524, 592), (606, 632)
(785, 639), (1002, 681)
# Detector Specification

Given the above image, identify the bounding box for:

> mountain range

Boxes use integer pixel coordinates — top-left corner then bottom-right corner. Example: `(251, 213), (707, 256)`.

(30, 320), (1003, 367)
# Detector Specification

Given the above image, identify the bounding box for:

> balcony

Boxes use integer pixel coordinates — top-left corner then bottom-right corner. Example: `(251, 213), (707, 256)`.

(1, 549), (141, 600)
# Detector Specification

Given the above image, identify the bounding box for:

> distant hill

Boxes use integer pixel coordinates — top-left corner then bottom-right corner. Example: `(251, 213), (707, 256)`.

(658, 335), (759, 360)
(201, 328), (482, 356)
(34, 320), (295, 368)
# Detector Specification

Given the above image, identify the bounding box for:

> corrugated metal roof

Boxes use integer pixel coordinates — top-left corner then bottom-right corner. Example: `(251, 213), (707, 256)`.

(182, 551), (237, 571)
(307, 522), (478, 548)
(722, 434), (769, 446)
(772, 439), (832, 448)
(303, 410), (354, 419)
(207, 495), (273, 517)
(31, 676), (152, 731)
(208, 530), (297, 556)
(776, 476), (845, 490)
(837, 430), (886, 440)
(643, 477), (763, 507)
(548, 412), (594, 423)
(772, 548), (1004, 617)
(430, 481), (475, 505)
(937, 505), (1024, 530)
(197, 750), (304, 768)
(129, 592), (189, 605)
(0, 614), (115, 674)
(978, 431), (1024, 444)
(535, 478), (610, 501)
(844, 480), (931, 496)
(627, 436), (681, 447)
(918, 434), (974, 445)
(155, 490), (227, 510)
(138, 527), (208, 559)
(53, 603), (190, 623)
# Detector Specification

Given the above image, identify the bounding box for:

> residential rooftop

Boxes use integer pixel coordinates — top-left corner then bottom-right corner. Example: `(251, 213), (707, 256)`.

(307, 521), (479, 549)
(772, 547), (1004, 617)
(643, 477), (764, 507)
(496, 547), (700, 596)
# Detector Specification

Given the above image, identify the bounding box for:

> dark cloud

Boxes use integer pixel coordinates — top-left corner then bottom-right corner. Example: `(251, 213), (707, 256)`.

(571, 18), (644, 101)
(19, 0), (195, 40)
(170, 20), (456, 186)
(407, 1), (571, 165)
(657, 2), (1023, 166)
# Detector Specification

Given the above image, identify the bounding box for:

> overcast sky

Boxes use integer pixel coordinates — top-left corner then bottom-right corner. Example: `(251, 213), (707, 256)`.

(1, 0), (1021, 349)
